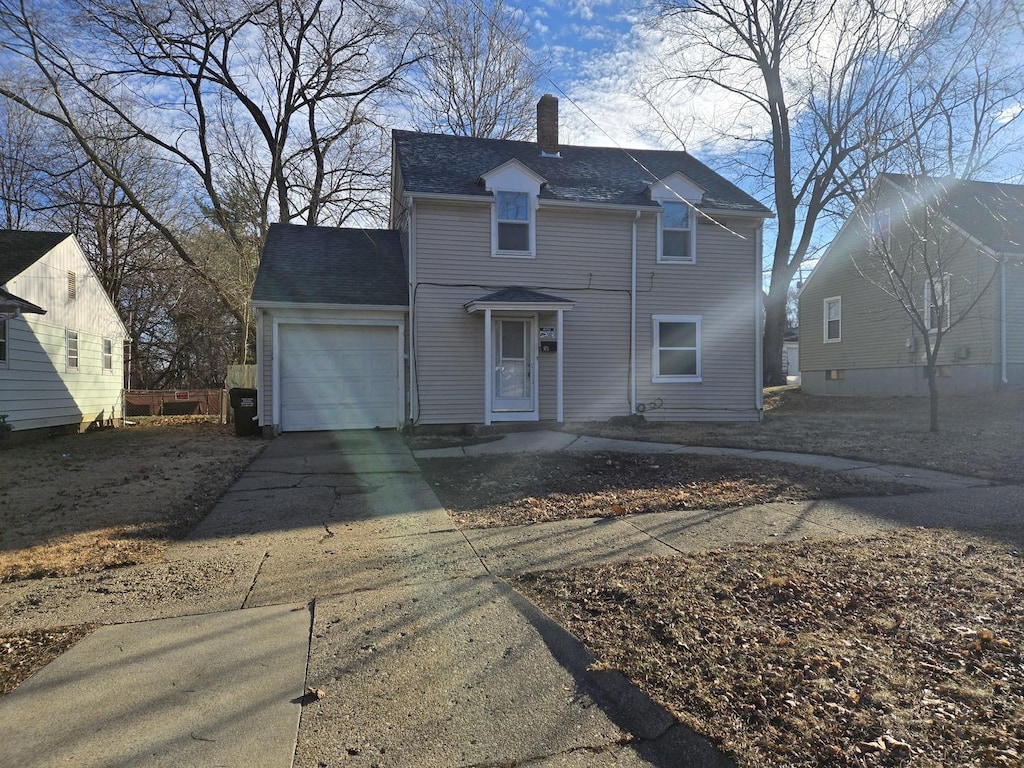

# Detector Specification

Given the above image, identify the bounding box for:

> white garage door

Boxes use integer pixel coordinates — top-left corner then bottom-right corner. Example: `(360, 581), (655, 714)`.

(279, 324), (399, 431)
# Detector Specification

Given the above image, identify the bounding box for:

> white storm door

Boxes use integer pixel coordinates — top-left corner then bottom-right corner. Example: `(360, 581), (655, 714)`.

(492, 319), (534, 412)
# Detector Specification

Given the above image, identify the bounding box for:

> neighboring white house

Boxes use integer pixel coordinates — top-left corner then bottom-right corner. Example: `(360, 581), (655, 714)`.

(252, 96), (772, 433)
(0, 231), (128, 433)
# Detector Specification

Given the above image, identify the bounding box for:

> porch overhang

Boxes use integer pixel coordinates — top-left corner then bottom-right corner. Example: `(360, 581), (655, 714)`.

(464, 286), (574, 314)
(465, 287), (574, 426)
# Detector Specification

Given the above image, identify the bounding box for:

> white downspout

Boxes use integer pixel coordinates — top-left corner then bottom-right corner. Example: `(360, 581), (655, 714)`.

(755, 224), (764, 416)
(630, 209), (640, 414)
(1001, 258), (1008, 386)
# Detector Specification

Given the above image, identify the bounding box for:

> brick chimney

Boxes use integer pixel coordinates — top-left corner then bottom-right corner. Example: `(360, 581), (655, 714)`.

(537, 94), (559, 156)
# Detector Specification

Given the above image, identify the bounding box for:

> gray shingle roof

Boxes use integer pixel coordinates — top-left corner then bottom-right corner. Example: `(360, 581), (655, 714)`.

(393, 130), (771, 214)
(0, 286), (45, 315)
(884, 174), (1024, 253)
(0, 230), (71, 283)
(469, 287), (573, 304)
(252, 224), (407, 306)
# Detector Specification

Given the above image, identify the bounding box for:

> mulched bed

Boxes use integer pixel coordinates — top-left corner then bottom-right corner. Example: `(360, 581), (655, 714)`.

(418, 451), (918, 529)
(513, 530), (1024, 767)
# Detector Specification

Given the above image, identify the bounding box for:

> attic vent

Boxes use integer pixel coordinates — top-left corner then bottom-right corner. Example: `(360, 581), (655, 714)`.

(67, 271), (77, 301)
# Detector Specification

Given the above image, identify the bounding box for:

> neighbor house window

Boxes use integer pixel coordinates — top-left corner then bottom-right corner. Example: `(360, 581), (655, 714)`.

(0, 319), (7, 366)
(924, 274), (951, 332)
(653, 315), (701, 381)
(824, 296), (842, 342)
(102, 338), (113, 372)
(66, 329), (79, 371)
(494, 191), (532, 255)
(872, 207), (891, 253)
(660, 201), (696, 263)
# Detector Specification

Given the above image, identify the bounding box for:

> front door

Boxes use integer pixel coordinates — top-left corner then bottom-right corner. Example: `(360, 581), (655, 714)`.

(493, 319), (534, 412)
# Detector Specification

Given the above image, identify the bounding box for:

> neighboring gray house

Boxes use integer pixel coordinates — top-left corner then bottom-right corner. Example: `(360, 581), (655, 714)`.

(1, 230), (127, 433)
(252, 96), (772, 433)
(799, 175), (1024, 395)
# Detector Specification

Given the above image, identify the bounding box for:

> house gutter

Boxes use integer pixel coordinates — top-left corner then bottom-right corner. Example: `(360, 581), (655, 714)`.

(1001, 257), (1008, 386)
(631, 209), (640, 413)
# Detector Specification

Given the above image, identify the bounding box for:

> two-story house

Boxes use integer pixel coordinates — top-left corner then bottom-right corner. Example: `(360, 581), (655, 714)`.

(799, 174), (1024, 396)
(252, 96), (772, 433)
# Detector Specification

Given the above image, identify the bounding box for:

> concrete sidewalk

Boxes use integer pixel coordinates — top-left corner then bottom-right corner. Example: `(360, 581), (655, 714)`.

(413, 429), (995, 491)
(3, 429), (1017, 767)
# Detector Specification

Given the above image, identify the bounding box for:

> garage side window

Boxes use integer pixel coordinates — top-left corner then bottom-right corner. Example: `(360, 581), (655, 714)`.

(653, 314), (701, 382)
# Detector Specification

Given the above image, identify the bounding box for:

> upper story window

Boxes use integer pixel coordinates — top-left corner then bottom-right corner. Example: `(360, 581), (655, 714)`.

(924, 274), (951, 332)
(660, 201), (696, 263)
(495, 191), (532, 256)
(823, 296), (841, 342)
(871, 208), (891, 253)
(66, 329), (79, 371)
(102, 338), (113, 372)
(652, 314), (702, 382)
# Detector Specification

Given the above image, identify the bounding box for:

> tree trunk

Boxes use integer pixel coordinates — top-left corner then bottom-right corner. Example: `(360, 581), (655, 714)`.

(763, 286), (789, 386)
(926, 367), (940, 433)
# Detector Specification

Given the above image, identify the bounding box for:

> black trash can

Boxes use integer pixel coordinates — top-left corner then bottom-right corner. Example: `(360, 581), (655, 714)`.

(228, 387), (258, 437)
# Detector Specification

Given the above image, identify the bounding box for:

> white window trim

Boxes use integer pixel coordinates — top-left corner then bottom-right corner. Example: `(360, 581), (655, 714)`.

(102, 337), (113, 373)
(66, 328), (80, 371)
(652, 314), (702, 382)
(657, 201), (697, 264)
(823, 296), (841, 343)
(924, 274), (951, 332)
(492, 191), (536, 258)
(871, 207), (891, 254)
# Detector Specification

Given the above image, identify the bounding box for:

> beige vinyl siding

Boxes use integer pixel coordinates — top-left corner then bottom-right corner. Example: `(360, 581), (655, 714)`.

(636, 217), (760, 421)
(799, 194), (1002, 394)
(412, 201), (636, 424)
(1004, 261), (1024, 365)
(260, 309), (274, 425)
(0, 238), (126, 431)
(411, 199), (761, 423)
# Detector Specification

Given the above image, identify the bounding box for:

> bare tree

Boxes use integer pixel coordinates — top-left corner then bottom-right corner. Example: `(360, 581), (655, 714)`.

(410, 0), (541, 139)
(853, 175), (1007, 431)
(0, 95), (51, 228)
(648, 0), (1024, 386)
(0, 0), (419, 338)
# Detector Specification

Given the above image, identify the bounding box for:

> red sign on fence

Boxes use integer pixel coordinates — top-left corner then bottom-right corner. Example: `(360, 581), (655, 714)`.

(174, 390), (189, 400)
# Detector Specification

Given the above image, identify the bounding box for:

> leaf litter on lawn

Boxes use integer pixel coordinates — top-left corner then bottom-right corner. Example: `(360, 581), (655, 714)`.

(418, 451), (919, 529)
(513, 529), (1024, 768)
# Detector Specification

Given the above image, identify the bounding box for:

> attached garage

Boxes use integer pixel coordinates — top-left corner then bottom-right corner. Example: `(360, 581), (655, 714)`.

(251, 224), (409, 435)
(279, 323), (401, 431)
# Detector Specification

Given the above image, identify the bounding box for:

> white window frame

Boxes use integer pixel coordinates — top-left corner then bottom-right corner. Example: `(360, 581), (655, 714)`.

(66, 328), (79, 371)
(102, 337), (113, 373)
(924, 273), (951, 332)
(871, 207), (891, 254)
(492, 190), (535, 258)
(823, 296), (841, 343)
(652, 314), (702, 382)
(658, 201), (697, 264)
(0, 318), (7, 367)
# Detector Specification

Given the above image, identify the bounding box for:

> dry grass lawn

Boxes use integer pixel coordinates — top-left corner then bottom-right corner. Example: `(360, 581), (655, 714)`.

(568, 387), (1024, 483)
